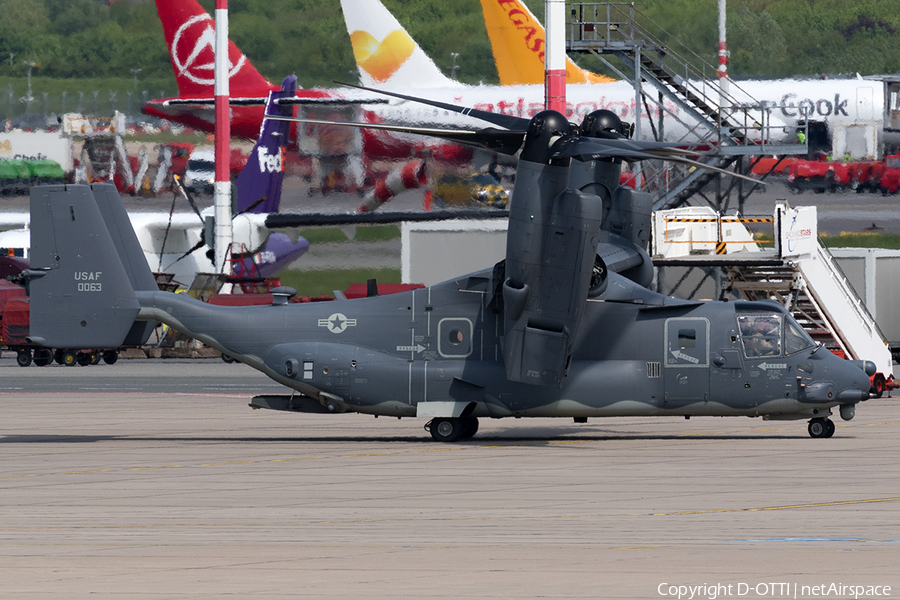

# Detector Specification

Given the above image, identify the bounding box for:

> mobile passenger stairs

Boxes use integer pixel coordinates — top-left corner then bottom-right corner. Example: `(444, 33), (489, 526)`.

(652, 202), (894, 384)
(566, 3), (806, 212)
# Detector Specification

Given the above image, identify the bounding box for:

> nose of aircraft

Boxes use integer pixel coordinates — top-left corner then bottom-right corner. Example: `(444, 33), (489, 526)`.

(804, 354), (871, 405)
(834, 358), (872, 403)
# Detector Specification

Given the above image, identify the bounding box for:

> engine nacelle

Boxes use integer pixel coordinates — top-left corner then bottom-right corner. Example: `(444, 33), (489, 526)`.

(501, 160), (603, 387)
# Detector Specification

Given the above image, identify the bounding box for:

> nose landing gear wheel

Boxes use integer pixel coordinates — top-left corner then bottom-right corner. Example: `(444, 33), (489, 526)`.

(808, 417), (835, 438)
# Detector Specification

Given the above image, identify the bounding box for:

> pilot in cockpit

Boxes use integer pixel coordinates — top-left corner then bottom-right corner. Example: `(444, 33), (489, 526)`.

(740, 315), (782, 358)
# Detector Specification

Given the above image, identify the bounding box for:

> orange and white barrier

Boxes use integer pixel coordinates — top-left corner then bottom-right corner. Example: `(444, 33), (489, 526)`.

(358, 160), (427, 213)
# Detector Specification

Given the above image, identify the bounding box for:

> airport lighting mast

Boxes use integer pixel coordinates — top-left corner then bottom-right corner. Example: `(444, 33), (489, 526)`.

(214, 0), (233, 276)
(717, 0), (729, 99)
(544, 0), (566, 113)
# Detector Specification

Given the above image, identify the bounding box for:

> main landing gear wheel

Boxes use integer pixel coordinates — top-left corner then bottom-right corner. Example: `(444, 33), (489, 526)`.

(460, 417), (479, 439)
(16, 349), (32, 367)
(427, 417), (465, 442)
(102, 350), (118, 365)
(33, 349), (53, 367)
(61, 350), (78, 367)
(808, 417), (835, 438)
(76, 352), (94, 366)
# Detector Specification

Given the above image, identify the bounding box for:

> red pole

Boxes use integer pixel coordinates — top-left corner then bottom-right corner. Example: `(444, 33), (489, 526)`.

(214, 0), (232, 274)
(544, 0), (566, 114)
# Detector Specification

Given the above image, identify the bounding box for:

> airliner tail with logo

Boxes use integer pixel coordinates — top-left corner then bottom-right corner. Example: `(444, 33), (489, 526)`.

(143, 0), (335, 141)
(146, 0), (900, 154)
(478, 0), (614, 85)
(340, 0), (454, 89)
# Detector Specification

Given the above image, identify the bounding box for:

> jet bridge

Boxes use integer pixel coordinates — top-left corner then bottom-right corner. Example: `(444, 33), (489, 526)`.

(566, 2), (807, 212)
(652, 203), (893, 376)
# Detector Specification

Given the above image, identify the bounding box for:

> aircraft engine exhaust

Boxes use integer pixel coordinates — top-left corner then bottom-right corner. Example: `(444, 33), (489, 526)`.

(358, 160), (427, 213)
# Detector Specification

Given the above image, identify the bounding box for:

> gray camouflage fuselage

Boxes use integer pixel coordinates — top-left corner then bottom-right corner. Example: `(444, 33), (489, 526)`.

(134, 268), (869, 421)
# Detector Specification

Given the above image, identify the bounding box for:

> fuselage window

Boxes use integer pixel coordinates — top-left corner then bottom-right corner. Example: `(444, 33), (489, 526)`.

(737, 314), (783, 358)
(678, 329), (696, 349)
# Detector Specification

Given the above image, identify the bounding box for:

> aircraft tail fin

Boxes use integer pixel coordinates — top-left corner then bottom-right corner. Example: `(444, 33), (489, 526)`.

(479, 0), (614, 85)
(340, 0), (455, 89)
(234, 75), (297, 214)
(27, 185), (148, 350)
(154, 0), (274, 97)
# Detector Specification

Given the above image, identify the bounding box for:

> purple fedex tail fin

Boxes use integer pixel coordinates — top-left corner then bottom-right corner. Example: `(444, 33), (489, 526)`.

(243, 232), (310, 280)
(235, 75), (297, 215)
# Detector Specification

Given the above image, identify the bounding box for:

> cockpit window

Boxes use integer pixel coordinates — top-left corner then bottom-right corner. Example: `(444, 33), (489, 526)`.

(784, 317), (815, 355)
(737, 314), (783, 358)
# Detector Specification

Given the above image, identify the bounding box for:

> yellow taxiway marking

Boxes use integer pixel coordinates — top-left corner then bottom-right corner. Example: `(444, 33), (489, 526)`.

(54, 470), (111, 475)
(4, 497), (900, 531)
(270, 457), (324, 462)
(201, 461), (255, 466)
(0, 474), (38, 479)
(129, 465), (183, 471)
(653, 496), (900, 516)
(340, 453), (394, 457)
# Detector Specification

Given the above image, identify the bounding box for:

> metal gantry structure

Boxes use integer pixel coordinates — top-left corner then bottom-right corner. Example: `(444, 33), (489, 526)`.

(565, 2), (806, 213)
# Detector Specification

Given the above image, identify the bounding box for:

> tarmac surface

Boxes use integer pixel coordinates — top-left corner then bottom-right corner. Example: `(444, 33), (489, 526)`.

(1, 357), (899, 598)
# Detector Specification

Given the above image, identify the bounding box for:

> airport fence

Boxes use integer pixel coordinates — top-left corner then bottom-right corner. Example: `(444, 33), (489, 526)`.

(0, 86), (175, 130)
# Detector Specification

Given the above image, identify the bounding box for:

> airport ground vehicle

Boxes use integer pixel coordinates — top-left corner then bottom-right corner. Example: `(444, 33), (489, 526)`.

(0, 159), (65, 194)
(879, 154), (900, 194)
(181, 148), (249, 195)
(0, 279), (118, 367)
(787, 158), (887, 193)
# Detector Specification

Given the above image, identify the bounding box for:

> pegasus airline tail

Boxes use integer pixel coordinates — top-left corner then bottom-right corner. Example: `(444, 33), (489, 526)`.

(154, 0), (275, 98)
(340, 0), (455, 89)
(479, 0), (614, 85)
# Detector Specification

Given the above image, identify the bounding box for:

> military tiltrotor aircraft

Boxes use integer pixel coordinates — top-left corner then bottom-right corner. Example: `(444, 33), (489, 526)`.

(23, 88), (875, 441)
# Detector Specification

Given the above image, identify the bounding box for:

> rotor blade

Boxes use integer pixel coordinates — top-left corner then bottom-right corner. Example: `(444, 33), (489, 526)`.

(663, 156), (767, 185)
(172, 173), (205, 223)
(550, 137), (703, 160)
(549, 137), (764, 184)
(333, 81), (529, 131)
(265, 115), (525, 155)
(265, 209), (509, 229)
(162, 238), (207, 272)
(273, 96), (388, 106)
(161, 96), (387, 106)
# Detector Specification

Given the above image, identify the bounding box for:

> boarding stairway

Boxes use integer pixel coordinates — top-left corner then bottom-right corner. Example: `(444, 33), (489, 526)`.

(652, 203), (893, 375)
(566, 3), (806, 209)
